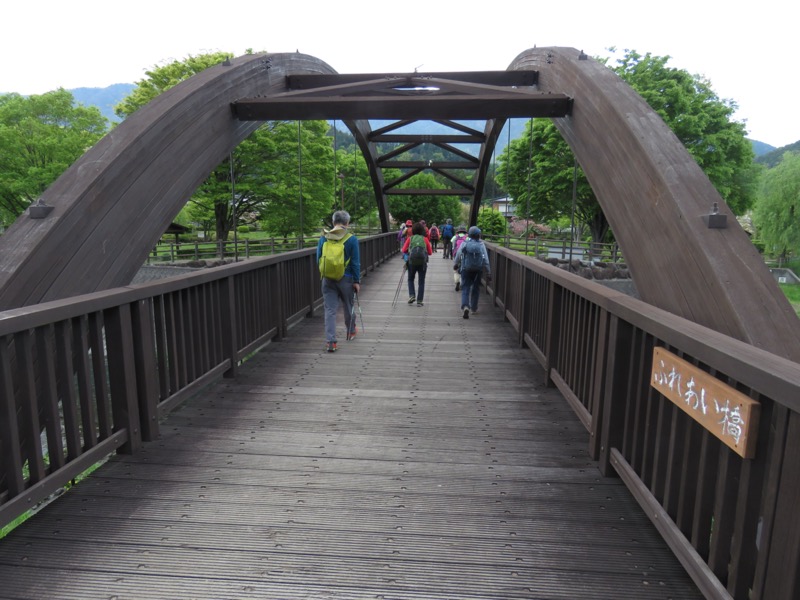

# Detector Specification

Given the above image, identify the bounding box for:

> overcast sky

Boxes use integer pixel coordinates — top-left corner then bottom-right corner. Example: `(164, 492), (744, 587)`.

(3, 0), (797, 147)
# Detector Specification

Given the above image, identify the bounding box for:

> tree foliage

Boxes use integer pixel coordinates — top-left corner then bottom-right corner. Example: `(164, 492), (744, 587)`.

(387, 172), (463, 226)
(476, 207), (508, 237)
(115, 52), (340, 241)
(497, 49), (758, 245)
(753, 152), (800, 259)
(612, 50), (758, 214)
(497, 119), (606, 243)
(114, 52), (232, 119)
(0, 90), (107, 226)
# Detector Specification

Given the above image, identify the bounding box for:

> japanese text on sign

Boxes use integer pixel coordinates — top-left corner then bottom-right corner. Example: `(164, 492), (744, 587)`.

(650, 347), (759, 458)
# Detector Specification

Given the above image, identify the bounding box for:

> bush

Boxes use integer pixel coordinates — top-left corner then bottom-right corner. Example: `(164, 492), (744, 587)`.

(476, 207), (507, 237)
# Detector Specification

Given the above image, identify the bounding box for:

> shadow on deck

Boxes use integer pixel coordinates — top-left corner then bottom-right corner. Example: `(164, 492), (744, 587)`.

(0, 254), (702, 599)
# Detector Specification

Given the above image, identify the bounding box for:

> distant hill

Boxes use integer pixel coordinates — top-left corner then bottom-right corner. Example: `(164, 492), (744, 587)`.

(70, 83), (135, 123)
(755, 140), (800, 168)
(750, 139), (776, 157)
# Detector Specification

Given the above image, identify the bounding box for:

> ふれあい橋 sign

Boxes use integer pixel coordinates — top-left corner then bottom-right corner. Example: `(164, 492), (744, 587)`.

(650, 347), (759, 458)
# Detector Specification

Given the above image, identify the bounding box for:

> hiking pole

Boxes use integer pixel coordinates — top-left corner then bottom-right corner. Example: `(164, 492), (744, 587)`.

(354, 292), (365, 332)
(346, 297), (356, 341)
(392, 263), (407, 307)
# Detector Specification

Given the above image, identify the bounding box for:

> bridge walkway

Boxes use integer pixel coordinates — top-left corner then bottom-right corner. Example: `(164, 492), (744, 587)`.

(0, 253), (702, 599)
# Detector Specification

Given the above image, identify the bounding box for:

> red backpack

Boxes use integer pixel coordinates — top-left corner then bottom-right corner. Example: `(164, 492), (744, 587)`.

(429, 226), (440, 240)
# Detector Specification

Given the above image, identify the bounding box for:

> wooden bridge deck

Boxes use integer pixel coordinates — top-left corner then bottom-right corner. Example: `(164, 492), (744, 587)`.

(0, 254), (702, 599)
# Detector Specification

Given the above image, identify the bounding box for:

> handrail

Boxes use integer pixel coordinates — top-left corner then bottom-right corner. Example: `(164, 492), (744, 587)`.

(3, 233), (799, 597)
(0, 232), (398, 531)
(486, 242), (800, 600)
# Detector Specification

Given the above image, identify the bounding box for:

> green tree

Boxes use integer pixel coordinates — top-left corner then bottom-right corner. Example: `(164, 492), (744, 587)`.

(753, 152), (800, 261)
(0, 90), (108, 226)
(612, 50), (757, 214)
(498, 119), (605, 243)
(498, 49), (758, 246)
(114, 52), (232, 118)
(259, 120), (335, 238)
(476, 207), (508, 237)
(333, 149), (376, 228)
(115, 52), (336, 243)
(387, 172), (463, 226)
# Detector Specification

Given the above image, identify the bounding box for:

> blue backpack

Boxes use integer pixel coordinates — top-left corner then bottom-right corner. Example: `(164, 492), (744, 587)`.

(441, 223), (454, 239)
(461, 239), (484, 273)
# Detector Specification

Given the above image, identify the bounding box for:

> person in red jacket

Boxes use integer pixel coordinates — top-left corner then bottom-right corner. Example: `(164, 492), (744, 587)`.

(401, 221), (433, 306)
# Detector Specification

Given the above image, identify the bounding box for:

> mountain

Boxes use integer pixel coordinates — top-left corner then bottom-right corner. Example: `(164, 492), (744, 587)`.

(755, 140), (800, 168)
(71, 83), (135, 123)
(750, 139), (775, 157)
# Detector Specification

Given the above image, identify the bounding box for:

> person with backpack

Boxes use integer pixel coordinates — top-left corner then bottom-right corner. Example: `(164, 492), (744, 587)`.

(453, 226), (491, 319)
(450, 224), (469, 291)
(429, 224), (440, 253)
(316, 210), (361, 353)
(400, 221), (432, 306)
(440, 219), (455, 259)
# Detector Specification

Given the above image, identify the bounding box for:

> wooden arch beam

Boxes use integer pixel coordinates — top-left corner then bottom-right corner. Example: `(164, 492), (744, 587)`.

(0, 52), (338, 310)
(511, 47), (800, 360)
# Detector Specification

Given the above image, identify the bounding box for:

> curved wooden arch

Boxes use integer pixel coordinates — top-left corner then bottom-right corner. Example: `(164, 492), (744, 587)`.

(0, 52), (337, 310)
(1, 47), (797, 360)
(509, 47), (800, 360)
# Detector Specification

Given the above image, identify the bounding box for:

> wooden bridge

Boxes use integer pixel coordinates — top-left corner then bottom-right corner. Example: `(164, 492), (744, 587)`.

(2, 45), (800, 599)
(2, 236), (799, 599)
(0, 249), (704, 599)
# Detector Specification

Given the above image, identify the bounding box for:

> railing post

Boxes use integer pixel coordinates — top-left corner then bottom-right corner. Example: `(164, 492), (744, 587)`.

(759, 410), (800, 600)
(597, 314), (634, 476)
(220, 275), (239, 378)
(543, 279), (563, 387)
(0, 336), (24, 497)
(104, 304), (142, 454)
(130, 299), (160, 441)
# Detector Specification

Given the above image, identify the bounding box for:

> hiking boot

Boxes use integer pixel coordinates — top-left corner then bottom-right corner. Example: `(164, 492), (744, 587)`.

(326, 341), (338, 353)
(417, 302), (424, 307)
(455, 281), (460, 291)
(348, 327), (357, 340)
(462, 307), (470, 319)
(408, 296), (415, 304)
(471, 308), (479, 315)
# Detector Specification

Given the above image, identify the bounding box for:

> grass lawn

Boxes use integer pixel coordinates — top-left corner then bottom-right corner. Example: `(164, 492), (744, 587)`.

(780, 283), (800, 317)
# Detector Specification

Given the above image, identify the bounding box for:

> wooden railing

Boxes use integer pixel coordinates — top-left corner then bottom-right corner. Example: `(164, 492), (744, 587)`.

(4, 233), (799, 598)
(148, 227), (384, 263)
(483, 234), (624, 263)
(0, 233), (398, 531)
(487, 242), (800, 600)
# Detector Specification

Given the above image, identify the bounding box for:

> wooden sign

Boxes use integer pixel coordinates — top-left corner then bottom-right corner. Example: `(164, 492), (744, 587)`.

(651, 347), (759, 458)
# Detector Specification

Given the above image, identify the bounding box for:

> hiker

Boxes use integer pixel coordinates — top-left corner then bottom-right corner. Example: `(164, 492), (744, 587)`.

(317, 210), (361, 353)
(440, 219), (455, 259)
(401, 221), (433, 306)
(429, 223), (440, 253)
(453, 225), (491, 319)
(450, 224), (469, 291)
(397, 221), (407, 246)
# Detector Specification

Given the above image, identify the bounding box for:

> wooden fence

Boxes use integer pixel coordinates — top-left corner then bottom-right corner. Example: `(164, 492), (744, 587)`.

(0, 233), (398, 532)
(488, 243), (800, 600)
(3, 233), (800, 598)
